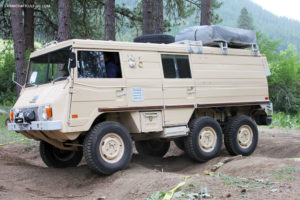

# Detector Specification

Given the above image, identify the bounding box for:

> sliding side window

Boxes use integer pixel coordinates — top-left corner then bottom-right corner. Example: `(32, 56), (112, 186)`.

(77, 51), (122, 78)
(161, 54), (191, 78)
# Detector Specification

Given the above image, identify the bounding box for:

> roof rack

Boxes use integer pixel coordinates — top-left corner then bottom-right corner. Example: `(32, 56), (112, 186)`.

(173, 40), (203, 54)
(218, 42), (228, 55)
(43, 41), (58, 48)
(251, 43), (260, 56)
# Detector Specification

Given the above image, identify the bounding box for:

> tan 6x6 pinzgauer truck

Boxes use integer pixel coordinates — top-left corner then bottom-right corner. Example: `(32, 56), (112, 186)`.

(8, 28), (273, 175)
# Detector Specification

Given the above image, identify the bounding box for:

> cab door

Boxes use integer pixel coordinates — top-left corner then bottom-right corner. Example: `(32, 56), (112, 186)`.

(70, 50), (127, 127)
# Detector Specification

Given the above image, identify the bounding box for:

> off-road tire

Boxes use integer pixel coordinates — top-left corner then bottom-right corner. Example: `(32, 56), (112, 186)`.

(184, 117), (223, 162)
(224, 115), (258, 156)
(134, 34), (175, 44)
(135, 140), (170, 157)
(83, 121), (132, 175)
(40, 141), (83, 168)
(174, 138), (185, 151)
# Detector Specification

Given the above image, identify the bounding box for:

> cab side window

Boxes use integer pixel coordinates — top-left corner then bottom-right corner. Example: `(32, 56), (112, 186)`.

(77, 51), (122, 78)
(161, 54), (191, 78)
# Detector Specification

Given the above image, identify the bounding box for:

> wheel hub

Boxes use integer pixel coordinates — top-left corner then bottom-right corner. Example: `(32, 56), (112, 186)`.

(99, 133), (124, 163)
(199, 127), (217, 152)
(237, 125), (253, 148)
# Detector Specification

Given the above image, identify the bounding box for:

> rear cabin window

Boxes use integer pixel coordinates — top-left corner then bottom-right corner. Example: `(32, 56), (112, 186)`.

(161, 54), (191, 78)
(77, 51), (122, 78)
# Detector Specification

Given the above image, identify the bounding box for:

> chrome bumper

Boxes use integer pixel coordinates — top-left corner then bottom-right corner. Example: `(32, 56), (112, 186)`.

(8, 121), (62, 131)
(261, 102), (273, 116)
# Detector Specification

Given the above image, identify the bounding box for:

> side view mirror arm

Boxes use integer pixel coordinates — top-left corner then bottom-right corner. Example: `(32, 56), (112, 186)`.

(12, 72), (23, 88)
(68, 52), (76, 80)
(67, 58), (73, 80)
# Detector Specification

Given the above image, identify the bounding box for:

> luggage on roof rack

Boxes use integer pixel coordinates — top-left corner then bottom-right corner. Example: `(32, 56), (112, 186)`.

(175, 25), (257, 49)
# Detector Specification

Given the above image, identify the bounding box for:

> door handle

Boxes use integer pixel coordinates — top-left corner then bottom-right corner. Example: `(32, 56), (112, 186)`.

(144, 113), (159, 118)
(187, 87), (196, 94)
(116, 88), (126, 97)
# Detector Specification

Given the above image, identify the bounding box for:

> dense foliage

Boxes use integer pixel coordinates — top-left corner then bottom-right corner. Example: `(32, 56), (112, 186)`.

(0, 42), (16, 105)
(257, 33), (300, 115)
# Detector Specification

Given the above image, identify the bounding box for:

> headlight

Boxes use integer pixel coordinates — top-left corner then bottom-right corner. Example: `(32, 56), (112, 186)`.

(41, 105), (52, 120)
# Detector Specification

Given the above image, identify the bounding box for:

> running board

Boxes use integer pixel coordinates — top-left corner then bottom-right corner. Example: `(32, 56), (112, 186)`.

(161, 126), (189, 138)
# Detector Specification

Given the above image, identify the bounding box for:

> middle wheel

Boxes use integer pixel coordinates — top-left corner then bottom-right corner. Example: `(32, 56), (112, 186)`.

(184, 117), (223, 162)
(135, 140), (170, 157)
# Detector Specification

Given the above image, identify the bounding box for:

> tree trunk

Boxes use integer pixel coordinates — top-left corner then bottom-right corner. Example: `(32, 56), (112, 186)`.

(24, 0), (34, 51)
(57, 0), (71, 42)
(142, 0), (163, 35)
(142, 0), (154, 35)
(153, 0), (163, 34)
(104, 0), (116, 40)
(10, 0), (26, 95)
(201, 0), (211, 25)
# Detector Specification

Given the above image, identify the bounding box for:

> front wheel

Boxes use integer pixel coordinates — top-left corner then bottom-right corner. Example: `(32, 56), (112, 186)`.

(184, 117), (223, 162)
(83, 121), (132, 175)
(40, 141), (83, 168)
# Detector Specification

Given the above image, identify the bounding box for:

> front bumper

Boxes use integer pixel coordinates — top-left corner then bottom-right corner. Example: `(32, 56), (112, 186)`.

(8, 121), (62, 131)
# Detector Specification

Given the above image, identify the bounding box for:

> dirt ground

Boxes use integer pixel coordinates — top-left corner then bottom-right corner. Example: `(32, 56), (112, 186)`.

(0, 127), (300, 200)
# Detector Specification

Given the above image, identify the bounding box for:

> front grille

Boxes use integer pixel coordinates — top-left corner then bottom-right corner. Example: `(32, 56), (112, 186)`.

(14, 106), (41, 123)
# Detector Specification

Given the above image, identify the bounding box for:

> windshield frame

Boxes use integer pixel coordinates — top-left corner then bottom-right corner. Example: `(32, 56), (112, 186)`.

(25, 46), (72, 87)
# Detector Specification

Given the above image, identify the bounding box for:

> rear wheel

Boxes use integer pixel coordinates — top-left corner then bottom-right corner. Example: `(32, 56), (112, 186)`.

(40, 141), (83, 168)
(83, 121), (132, 175)
(184, 117), (223, 162)
(135, 140), (170, 157)
(224, 115), (258, 156)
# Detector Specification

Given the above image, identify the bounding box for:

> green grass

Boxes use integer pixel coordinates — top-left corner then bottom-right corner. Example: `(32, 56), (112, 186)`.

(270, 112), (300, 129)
(270, 167), (299, 181)
(218, 173), (273, 190)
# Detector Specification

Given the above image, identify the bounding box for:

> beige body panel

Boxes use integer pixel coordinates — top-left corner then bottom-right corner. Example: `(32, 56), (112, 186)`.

(191, 54), (269, 104)
(164, 108), (194, 126)
(11, 39), (270, 145)
(122, 51), (164, 107)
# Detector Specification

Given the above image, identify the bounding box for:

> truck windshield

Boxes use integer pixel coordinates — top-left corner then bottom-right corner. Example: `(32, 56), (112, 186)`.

(26, 47), (71, 87)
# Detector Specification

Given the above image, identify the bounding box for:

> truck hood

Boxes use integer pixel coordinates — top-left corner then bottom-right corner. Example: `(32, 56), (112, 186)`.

(14, 80), (70, 109)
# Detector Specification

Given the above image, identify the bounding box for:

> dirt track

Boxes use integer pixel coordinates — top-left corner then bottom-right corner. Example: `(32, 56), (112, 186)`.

(0, 128), (300, 200)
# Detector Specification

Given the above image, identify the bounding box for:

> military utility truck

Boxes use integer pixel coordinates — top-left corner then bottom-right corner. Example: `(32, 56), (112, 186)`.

(8, 26), (272, 175)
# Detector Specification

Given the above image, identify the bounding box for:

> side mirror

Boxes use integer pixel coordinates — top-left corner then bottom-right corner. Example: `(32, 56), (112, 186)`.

(29, 71), (37, 84)
(69, 52), (76, 68)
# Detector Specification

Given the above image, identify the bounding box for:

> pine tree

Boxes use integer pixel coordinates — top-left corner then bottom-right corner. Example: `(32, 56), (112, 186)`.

(105, 0), (116, 40)
(237, 7), (254, 30)
(24, 0), (34, 51)
(58, 0), (71, 41)
(142, 0), (163, 35)
(10, 0), (26, 95)
(201, 0), (211, 25)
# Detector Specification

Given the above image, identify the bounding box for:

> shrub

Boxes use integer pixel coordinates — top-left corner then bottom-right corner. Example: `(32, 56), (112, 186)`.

(0, 46), (16, 105)
(257, 33), (300, 115)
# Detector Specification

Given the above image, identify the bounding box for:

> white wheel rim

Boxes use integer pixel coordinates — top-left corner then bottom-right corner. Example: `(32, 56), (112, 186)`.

(99, 133), (125, 163)
(198, 126), (217, 152)
(237, 125), (253, 149)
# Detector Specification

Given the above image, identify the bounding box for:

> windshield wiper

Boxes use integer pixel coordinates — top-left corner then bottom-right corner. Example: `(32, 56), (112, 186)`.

(26, 82), (37, 87)
(52, 76), (67, 83)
